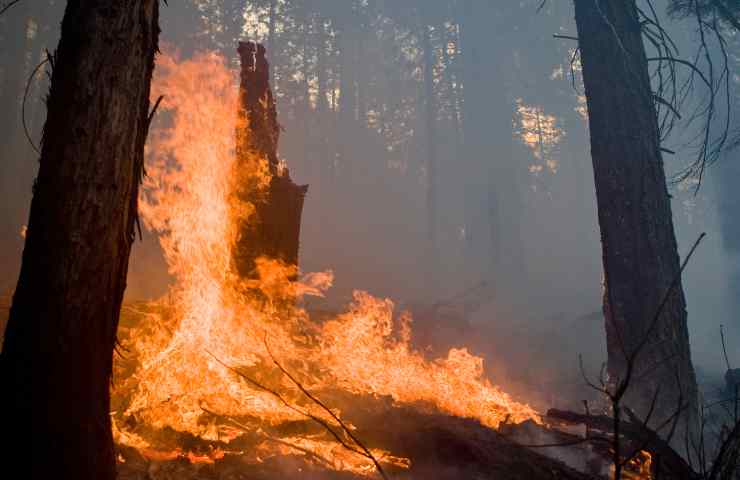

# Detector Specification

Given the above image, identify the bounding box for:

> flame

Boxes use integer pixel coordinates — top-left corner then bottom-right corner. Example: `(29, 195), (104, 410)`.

(621, 450), (653, 480)
(115, 49), (538, 475)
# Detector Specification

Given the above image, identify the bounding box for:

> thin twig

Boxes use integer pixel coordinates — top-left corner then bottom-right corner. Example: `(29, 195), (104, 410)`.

(0, 0), (21, 16)
(263, 338), (390, 480)
(205, 351), (368, 459)
(22, 57), (50, 156)
(207, 349), (390, 480)
(199, 405), (337, 469)
(553, 34), (579, 41)
(720, 325), (732, 372)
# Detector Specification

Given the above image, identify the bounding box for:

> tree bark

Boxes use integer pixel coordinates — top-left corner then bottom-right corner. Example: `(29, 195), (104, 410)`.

(315, 17), (332, 187)
(573, 0), (698, 431)
(337, 19), (357, 182)
(420, 15), (439, 289)
(0, 1), (160, 478)
(267, 0), (277, 86)
(458, 0), (524, 301)
(232, 42), (308, 280)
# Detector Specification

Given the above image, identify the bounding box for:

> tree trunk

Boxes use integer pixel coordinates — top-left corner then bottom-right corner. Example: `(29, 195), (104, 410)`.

(420, 15), (439, 290)
(232, 42), (308, 280)
(458, 1), (523, 303)
(267, 0), (277, 86)
(337, 19), (357, 182)
(0, 1), (159, 478)
(573, 0), (698, 431)
(315, 17), (332, 187)
(301, 7), (312, 178)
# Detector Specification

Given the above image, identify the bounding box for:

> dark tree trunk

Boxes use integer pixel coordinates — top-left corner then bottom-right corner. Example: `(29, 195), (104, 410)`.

(420, 16), (439, 288)
(267, 0), (277, 86)
(315, 18), (332, 187)
(573, 0), (698, 429)
(300, 8), (312, 178)
(337, 19), (357, 182)
(711, 39), (740, 334)
(232, 42), (308, 280)
(458, 1), (524, 302)
(0, 1), (159, 479)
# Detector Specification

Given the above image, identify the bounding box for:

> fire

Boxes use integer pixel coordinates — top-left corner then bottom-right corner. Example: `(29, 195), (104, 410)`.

(114, 49), (538, 475)
(621, 450), (653, 480)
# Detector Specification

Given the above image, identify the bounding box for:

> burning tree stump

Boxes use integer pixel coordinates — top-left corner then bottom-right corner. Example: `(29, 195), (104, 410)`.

(232, 41), (308, 280)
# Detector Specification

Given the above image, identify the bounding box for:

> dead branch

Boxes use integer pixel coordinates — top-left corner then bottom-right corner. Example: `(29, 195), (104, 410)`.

(22, 57), (50, 156)
(263, 339), (390, 480)
(720, 325), (732, 373)
(207, 349), (389, 480)
(206, 351), (367, 458)
(707, 419), (740, 480)
(547, 408), (698, 478)
(199, 405), (338, 470)
(0, 0), (21, 16)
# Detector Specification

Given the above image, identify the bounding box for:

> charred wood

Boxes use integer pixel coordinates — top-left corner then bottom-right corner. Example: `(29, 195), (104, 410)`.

(547, 408), (699, 478)
(232, 41), (308, 281)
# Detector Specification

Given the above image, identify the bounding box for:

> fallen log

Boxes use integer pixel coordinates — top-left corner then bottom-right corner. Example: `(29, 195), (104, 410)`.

(547, 408), (699, 479)
(117, 400), (596, 480)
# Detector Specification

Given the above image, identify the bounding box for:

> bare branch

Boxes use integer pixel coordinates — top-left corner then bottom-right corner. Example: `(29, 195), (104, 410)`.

(22, 57), (50, 156)
(0, 0), (21, 17)
(720, 325), (732, 372)
(263, 339), (390, 480)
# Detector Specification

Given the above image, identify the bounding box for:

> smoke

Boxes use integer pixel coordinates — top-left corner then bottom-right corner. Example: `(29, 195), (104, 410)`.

(0, 0), (737, 406)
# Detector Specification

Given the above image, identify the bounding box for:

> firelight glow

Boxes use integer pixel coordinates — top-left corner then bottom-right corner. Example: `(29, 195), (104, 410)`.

(112, 49), (539, 475)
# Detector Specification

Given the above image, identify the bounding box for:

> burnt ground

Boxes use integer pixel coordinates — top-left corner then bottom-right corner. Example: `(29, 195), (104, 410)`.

(2, 297), (605, 479)
(116, 402), (599, 480)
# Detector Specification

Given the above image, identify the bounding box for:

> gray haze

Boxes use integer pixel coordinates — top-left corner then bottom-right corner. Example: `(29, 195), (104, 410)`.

(0, 0), (737, 406)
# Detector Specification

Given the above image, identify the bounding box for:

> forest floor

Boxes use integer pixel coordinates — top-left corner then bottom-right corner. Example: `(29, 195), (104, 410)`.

(0, 297), (616, 479)
(115, 400), (599, 480)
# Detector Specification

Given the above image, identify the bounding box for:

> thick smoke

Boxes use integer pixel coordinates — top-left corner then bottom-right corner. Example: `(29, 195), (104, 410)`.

(0, 0), (737, 404)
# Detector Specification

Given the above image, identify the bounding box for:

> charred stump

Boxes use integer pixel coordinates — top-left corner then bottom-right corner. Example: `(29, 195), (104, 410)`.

(0, 1), (160, 479)
(232, 41), (308, 280)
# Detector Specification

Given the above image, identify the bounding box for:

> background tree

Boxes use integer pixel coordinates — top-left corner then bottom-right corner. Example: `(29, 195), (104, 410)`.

(0, 0), (65, 290)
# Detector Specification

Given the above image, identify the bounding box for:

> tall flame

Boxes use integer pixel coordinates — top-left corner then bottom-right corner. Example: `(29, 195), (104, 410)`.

(116, 50), (538, 474)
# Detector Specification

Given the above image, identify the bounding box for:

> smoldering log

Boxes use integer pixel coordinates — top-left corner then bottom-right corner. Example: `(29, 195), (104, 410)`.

(232, 41), (308, 279)
(116, 400), (596, 480)
(547, 408), (699, 478)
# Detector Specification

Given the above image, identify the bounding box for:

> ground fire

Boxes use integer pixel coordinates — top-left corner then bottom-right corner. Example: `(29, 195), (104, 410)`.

(110, 43), (548, 477)
(99, 43), (674, 480)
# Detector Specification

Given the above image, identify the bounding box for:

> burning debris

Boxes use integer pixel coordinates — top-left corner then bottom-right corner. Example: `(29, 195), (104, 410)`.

(100, 41), (740, 480)
(112, 44), (544, 479)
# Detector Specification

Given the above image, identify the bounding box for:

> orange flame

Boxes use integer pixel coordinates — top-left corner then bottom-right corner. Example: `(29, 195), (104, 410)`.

(116, 49), (538, 474)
